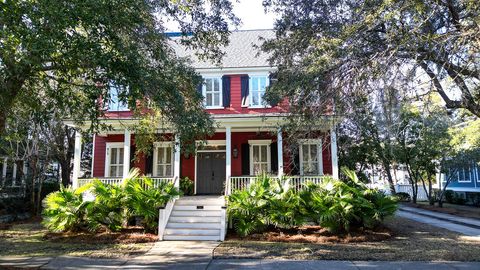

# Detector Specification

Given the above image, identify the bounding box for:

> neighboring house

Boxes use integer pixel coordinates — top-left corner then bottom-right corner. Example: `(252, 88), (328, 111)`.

(438, 163), (480, 195)
(66, 30), (339, 240)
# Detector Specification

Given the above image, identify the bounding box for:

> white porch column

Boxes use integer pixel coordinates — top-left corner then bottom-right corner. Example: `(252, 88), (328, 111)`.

(12, 162), (17, 186)
(331, 128), (339, 179)
(173, 134), (181, 189)
(226, 126), (232, 186)
(22, 161), (27, 185)
(122, 129), (131, 179)
(277, 128), (284, 177)
(72, 131), (82, 189)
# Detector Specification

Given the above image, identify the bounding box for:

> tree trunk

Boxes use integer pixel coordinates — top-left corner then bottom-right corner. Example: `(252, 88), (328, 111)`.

(382, 160), (396, 194)
(29, 157), (38, 215)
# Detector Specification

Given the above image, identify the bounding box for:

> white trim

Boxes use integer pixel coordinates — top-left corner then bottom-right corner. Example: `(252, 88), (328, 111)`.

(72, 131), (82, 188)
(152, 141), (174, 177)
(277, 129), (284, 177)
(198, 67), (275, 75)
(299, 139), (323, 176)
(248, 75), (270, 108)
(458, 168), (472, 183)
(122, 129), (131, 179)
(91, 134), (96, 176)
(226, 126), (232, 186)
(104, 142), (124, 177)
(202, 77), (223, 108)
(196, 140), (227, 146)
(331, 129), (339, 179)
(248, 140), (272, 175)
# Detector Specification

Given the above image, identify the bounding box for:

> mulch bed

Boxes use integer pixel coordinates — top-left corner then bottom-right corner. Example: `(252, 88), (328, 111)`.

(226, 225), (392, 244)
(44, 227), (158, 244)
(404, 202), (480, 219)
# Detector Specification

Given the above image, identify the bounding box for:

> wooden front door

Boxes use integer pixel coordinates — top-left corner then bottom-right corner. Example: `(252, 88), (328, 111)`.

(196, 152), (226, 194)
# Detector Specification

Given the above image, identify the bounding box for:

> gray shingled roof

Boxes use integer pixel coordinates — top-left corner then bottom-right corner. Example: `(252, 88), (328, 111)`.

(171, 29), (275, 69)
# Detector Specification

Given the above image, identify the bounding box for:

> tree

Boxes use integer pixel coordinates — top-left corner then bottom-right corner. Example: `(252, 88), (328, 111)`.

(262, 0), (480, 119)
(394, 98), (451, 204)
(0, 0), (238, 141)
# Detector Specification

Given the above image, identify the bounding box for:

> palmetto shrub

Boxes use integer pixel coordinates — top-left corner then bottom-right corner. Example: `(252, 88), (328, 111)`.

(42, 169), (179, 233)
(123, 174), (180, 232)
(227, 170), (397, 236)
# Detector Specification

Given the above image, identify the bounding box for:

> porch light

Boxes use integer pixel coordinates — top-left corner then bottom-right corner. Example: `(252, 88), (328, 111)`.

(233, 145), (239, 158)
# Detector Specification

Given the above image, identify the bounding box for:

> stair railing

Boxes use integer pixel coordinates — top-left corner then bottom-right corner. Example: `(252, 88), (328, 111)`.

(158, 176), (179, 240)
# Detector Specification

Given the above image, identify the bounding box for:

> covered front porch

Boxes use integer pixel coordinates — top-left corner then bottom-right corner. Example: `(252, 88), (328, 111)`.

(71, 115), (339, 194)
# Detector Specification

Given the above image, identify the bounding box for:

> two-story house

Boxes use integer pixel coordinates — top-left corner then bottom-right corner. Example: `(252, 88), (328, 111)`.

(66, 30), (339, 240)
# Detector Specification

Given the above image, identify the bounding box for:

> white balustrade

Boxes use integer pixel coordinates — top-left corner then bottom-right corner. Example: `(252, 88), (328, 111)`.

(227, 175), (325, 194)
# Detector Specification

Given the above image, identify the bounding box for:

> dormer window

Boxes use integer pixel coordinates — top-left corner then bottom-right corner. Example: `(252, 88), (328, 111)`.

(249, 76), (269, 107)
(203, 77), (223, 108)
(108, 85), (129, 111)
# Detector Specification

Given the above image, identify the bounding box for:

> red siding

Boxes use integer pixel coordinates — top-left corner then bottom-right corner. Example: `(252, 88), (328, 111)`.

(322, 134), (333, 175)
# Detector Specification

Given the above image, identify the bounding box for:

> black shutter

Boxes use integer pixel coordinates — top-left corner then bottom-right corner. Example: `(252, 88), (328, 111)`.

(240, 75), (249, 107)
(268, 73), (279, 106)
(145, 153), (153, 175)
(271, 142), (278, 174)
(222, 75), (231, 107)
(241, 143), (250, 175)
(129, 145), (136, 170)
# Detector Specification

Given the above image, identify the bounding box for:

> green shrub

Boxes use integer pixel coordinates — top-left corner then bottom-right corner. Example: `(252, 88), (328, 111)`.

(42, 185), (95, 232)
(123, 174), (181, 232)
(394, 192), (411, 202)
(227, 170), (397, 236)
(42, 169), (180, 233)
(180, 177), (194, 196)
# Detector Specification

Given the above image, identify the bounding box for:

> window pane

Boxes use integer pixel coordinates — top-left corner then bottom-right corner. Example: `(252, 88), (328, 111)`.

(310, 145), (318, 162)
(259, 77), (266, 90)
(119, 148), (124, 164)
(158, 148), (164, 163)
(302, 145), (309, 162)
(206, 79), (212, 92)
(252, 93), (259, 106)
(165, 165), (172, 176)
(214, 93), (220, 106)
(110, 166), (116, 177)
(165, 147), (172, 164)
(253, 146), (259, 162)
(110, 148), (117, 164)
(206, 93), (212, 106)
(118, 165), (123, 176)
(214, 79), (220, 92)
(260, 145), (267, 162)
(252, 78), (258, 90)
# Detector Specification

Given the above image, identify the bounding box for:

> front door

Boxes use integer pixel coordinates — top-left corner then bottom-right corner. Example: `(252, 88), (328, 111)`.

(196, 152), (226, 194)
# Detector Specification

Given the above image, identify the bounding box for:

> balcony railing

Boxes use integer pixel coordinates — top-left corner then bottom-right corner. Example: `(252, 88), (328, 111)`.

(227, 175), (324, 195)
(78, 177), (175, 189)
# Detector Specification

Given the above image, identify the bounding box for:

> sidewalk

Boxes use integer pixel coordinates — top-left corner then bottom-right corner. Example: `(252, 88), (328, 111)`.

(398, 205), (480, 237)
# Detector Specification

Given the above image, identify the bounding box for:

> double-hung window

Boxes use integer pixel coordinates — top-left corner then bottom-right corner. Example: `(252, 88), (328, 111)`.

(105, 143), (124, 177)
(203, 78), (222, 108)
(249, 140), (271, 175)
(153, 143), (173, 177)
(107, 85), (129, 111)
(249, 76), (268, 107)
(299, 140), (323, 175)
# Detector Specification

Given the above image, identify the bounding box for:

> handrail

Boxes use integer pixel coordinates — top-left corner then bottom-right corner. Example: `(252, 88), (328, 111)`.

(158, 176), (179, 240)
(229, 175), (325, 193)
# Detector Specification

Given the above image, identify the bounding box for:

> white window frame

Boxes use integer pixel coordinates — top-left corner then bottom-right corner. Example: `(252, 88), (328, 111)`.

(476, 165), (480, 183)
(153, 142), (174, 177)
(248, 140), (271, 175)
(458, 167), (472, 183)
(202, 77), (223, 109)
(299, 139), (324, 176)
(249, 75), (270, 108)
(107, 85), (129, 111)
(104, 142), (124, 177)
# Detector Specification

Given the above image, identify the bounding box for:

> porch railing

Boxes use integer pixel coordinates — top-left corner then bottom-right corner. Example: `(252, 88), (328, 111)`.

(78, 177), (175, 189)
(227, 175), (324, 195)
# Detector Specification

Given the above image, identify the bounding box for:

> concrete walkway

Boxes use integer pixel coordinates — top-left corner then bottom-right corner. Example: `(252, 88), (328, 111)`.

(397, 206), (480, 237)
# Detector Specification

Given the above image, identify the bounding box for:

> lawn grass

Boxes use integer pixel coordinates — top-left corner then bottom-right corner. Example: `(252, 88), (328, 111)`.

(214, 217), (480, 261)
(410, 202), (480, 219)
(0, 221), (154, 258)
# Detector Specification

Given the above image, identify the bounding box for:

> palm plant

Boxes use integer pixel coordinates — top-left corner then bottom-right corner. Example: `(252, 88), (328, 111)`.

(42, 185), (94, 232)
(88, 180), (125, 232)
(123, 172), (180, 232)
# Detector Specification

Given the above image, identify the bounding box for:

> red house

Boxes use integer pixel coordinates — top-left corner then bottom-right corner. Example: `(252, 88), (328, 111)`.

(67, 30), (338, 240)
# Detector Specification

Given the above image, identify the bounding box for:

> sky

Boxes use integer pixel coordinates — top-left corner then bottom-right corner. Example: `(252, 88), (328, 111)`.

(163, 0), (277, 31)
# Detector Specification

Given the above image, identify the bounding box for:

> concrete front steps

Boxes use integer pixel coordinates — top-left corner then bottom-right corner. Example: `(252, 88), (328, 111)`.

(163, 196), (226, 241)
